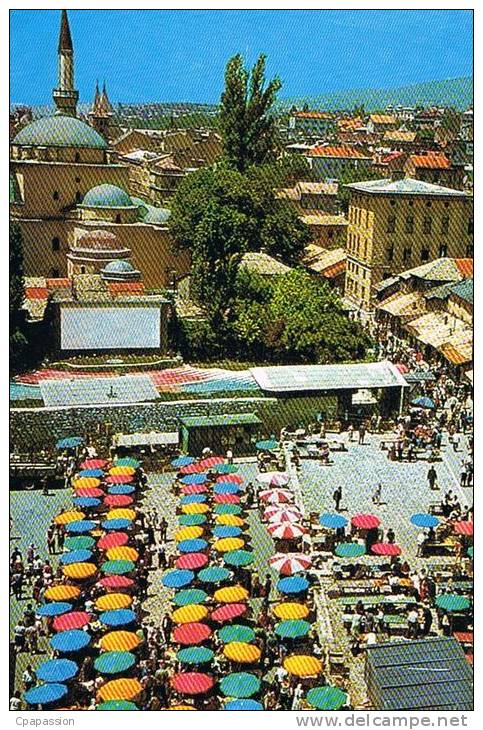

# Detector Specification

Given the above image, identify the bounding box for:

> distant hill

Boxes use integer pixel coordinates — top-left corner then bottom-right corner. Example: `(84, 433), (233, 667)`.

(280, 76), (472, 112)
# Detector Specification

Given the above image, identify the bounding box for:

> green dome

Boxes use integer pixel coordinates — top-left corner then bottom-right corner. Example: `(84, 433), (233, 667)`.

(81, 184), (134, 209)
(131, 197), (170, 224)
(12, 114), (107, 149)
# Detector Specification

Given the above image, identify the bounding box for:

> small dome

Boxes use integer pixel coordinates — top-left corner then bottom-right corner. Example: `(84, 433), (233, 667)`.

(103, 259), (135, 273)
(12, 114), (107, 149)
(131, 197), (170, 224)
(81, 184), (134, 209)
(75, 230), (122, 251)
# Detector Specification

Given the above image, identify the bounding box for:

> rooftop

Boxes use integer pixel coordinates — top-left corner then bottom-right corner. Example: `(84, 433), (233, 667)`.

(81, 184), (135, 209)
(239, 251), (292, 276)
(308, 145), (372, 159)
(449, 278), (473, 304)
(408, 153), (452, 170)
(369, 114), (398, 125)
(400, 257), (473, 283)
(180, 413), (262, 429)
(291, 111), (334, 119)
(346, 177), (468, 197)
(383, 130), (417, 143)
(12, 115), (107, 150)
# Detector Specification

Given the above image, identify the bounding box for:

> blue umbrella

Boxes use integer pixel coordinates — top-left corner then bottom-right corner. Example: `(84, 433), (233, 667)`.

(107, 485), (136, 495)
(213, 526), (243, 539)
(99, 609), (136, 627)
(73, 497), (101, 509)
(277, 576), (310, 594)
(214, 483), (240, 495)
(59, 549), (94, 565)
(198, 566), (232, 584)
(171, 456), (195, 468)
(177, 538), (208, 553)
(36, 659), (78, 683)
(411, 396), (435, 409)
(411, 513), (440, 528)
(102, 518), (132, 530)
(180, 474), (207, 485)
(50, 629), (91, 653)
(162, 569), (195, 588)
(66, 520), (97, 534)
(57, 437), (83, 450)
(319, 513), (348, 529)
(180, 494), (207, 504)
(78, 469), (104, 478)
(24, 683), (68, 706)
(36, 602), (72, 618)
(256, 439), (278, 451)
(224, 699), (263, 711)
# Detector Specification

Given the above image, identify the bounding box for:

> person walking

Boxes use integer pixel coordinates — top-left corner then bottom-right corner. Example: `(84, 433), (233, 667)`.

(427, 465), (438, 490)
(372, 483), (382, 506)
(358, 422), (366, 445)
(333, 486), (342, 512)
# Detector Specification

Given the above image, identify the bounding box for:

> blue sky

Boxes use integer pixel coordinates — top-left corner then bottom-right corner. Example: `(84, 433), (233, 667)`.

(10, 9), (473, 105)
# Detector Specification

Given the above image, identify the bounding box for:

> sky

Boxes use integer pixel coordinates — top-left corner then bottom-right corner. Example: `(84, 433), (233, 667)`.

(10, 9), (473, 106)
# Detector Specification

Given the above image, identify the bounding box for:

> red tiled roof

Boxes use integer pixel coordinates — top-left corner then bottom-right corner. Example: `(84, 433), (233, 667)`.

(408, 153), (451, 170)
(293, 111), (334, 119)
(323, 260), (347, 278)
(106, 282), (145, 295)
(308, 145), (371, 159)
(381, 151), (406, 164)
(46, 278), (71, 288)
(455, 259), (473, 278)
(25, 287), (49, 300)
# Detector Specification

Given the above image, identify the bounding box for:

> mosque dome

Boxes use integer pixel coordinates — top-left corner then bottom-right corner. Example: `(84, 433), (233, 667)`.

(12, 114), (107, 149)
(101, 259), (141, 281)
(81, 184), (134, 209)
(131, 196), (171, 224)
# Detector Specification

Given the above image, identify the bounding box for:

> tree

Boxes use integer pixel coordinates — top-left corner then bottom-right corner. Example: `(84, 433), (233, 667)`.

(219, 54), (281, 172)
(10, 223), (25, 326)
(440, 107), (462, 136)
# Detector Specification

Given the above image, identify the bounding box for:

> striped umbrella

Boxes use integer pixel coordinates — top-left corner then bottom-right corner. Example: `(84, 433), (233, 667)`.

(264, 506), (302, 523)
(259, 488), (294, 504)
(267, 522), (306, 540)
(268, 553), (312, 575)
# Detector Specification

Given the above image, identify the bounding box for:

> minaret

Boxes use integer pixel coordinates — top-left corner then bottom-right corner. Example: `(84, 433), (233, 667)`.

(89, 80), (114, 139)
(52, 10), (79, 117)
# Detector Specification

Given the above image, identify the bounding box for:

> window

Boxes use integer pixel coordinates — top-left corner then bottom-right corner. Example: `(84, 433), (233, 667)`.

(386, 215), (396, 233)
(439, 243), (448, 258)
(426, 201), (432, 208)
(423, 216), (432, 234)
(51, 268), (60, 278)
(52, 191), (59, 201)
(420, 247), (430, 262)
(390, 199), (396, 207)
(387, 245), (394, 262)
(115, 214), (121, 223)
(466, 244), (474, 257)
(403, 247), (412, 263)
(51, 237), (60, 252)
(328, 230), (334, 240)
(441, 216), (450, 234)
(80, 265), (86, 274)
(405, 216), (414, 234)
(468, 218), (474, 235)
(75, 191), (82, 204)
(75, 152), (81, 162)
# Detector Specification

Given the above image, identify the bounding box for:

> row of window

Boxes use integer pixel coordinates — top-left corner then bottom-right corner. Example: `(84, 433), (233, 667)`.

(386, 243), (473, 263)
(385, 215), (473, 235)
(346, 275), (369, 301)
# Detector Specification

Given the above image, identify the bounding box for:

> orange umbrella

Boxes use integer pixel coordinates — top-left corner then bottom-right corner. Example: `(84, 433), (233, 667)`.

(106, 546), (139, 562)
(98, 678), (142, 701)
(72, 477), (101, 489)
(62, 562), (97, 580)
(100, 631), (141, 652)
(283, 654), (322, 677)
(172, 605), (209, 624)
(213, 586), (249, 603)
(54, 510), (86, 525)
(44, 585), (80, 602)
(223, 642), (261, 664)
(95, 593), (133, 611)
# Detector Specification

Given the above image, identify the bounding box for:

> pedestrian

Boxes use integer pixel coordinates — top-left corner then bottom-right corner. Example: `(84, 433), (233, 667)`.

(333, 486), (342, 512)
(386, 528), (395, 544)
(159, 517), (167, 543)
(372, 483), (382, 506)
(407, 608), (419, 639)
(226, 448), (233, 465)
(358, 423), (366, 445)
(348, 424), (354, 442)
(460, 461), (468, 488)
(427, 466), (438, 490)
(416, 531), (427, 557)
(158, 544), (167, 569)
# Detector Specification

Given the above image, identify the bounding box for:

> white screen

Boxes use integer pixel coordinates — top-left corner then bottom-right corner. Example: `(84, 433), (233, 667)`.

(61, 307), (161, 350)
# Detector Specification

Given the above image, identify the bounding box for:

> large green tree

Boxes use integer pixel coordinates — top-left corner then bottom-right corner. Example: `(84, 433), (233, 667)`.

(10, 223), (29, 373)
(219, 54), (281, 172)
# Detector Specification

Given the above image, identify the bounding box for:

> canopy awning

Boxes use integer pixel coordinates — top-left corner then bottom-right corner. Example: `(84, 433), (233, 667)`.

(180, 414), (261, 429)
(377, 292), (425, 318)
(113, 431), (179, 447)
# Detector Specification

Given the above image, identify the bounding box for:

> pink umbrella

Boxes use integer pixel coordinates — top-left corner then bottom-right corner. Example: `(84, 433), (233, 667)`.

(74, 487), (104, 498)
(395, 362), (409, 374)
(171, 672), (214, 695)
(211, 603), (247, 623)
(97, 575), (134, 590)
(259, 488), (294, 504)
(267, 522), (306, 540)
(176, 553), (209, 570)
(454, 521), (473, 536)
(264, 506), (302, 523)
(105, 474), (134, 485)
(216, 474), (243, 484)
(371, 543), (402, 557)
(198, 456), (225, 469)
(257, 472), (290, 486)
(103, 494), (134, 507)
(213, 493), (241, 504)
(179, 464), (205, 475)
(268, 553), (312, 575)
(351, 513), (381, 530)
(53, 611), (91, 632)
(79, 459), (109, 470)
(181, 483), (209, 495)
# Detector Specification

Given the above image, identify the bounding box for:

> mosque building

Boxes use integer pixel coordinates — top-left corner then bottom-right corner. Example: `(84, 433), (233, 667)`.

(10, 10), (189, 290)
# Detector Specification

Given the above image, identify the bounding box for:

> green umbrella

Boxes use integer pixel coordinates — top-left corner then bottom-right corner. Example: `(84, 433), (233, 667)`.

(335, 542), (366, 559)
(96, 700), (138, 711)
(64, 536), (95, 551)
(306, 686), (347, 711)
(218, 624), (256, 644)
(467, 546), (474, 559)
(274, 619), (311, 639)
(435, 593), (471, 612)
(173, 589), (208, 607)
(177, 646), (214, 665)
(223, 550), (254, 567)
(114, 458), (140, 469)
(214, 504), (243, 516)
(220, 672), (261, 699)
(256, 439), (278, 451)
(217, 464), (239, 474)
(198, 566), (232, 584)
(94, 651), (136, 675)
(179, 514), (207, 526)
(101, 559), (135, 575)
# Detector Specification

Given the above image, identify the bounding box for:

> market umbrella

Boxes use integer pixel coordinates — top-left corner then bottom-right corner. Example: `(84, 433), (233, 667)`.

(179, 514), (208, 526)
(214, 483), (241, 495)
(108, 484), (136, 496)
(218, 624), (256, 644)
(223, 642), (261, 664)
(267, 523), (306, 540)
(181, 503), (210, 515)
(215, 514), (245, 527)
(394, 362), (409, 374)
(114, 457), (140, 469)
(454, 521), (473, 536)
(104, 494), (134, 507)
(94, 651), (136, 675)
(74, 487), (104, 498)
(102, 518), (132, 531)
(64, 536), (95, 551)
(213, 502), (242, 513)
(351, 513), (381, 530)
(172, 605), (209, 624)
(411, 396), (435, 409)
(55, 510), (86, 525)
(107, 508), (137, 521)
(335, 542), (366, 558)
(36, 602), (73, 618)
(109, 466), (136, 477)
(177, 647), (214, 665)
(98, 678), (142, 702)
(179, 463), (205, 475)
(216, 464), (238, 475)
(173, 589), (208, 607)
(283, 655), (322, 678)
(181, 483), (209, 495)
(99, 631), (141, 652)
(198, 456), (225, 468)
(211, 603), (247, 623)
(63, 562), (97, 580)
(79, 459), (108, 470)
(106, 546), (139, 562)
(219, 672), (260, 699)
(172, 622), (212, 646)
(97, 532), (129, 550)
(100, 609), (137, 627)
(177, 538), (209, 553)
(171, 672), (214, 696)
(319, 513), (348, 529)
(411, 513), (440, 528)
(53, 611), (90, 632)
(57, 436), (83, 449)
(198, 566), (232, 584)
(66, 520), (97, 534)
(264, 506), (302, 523)
(59, 549), (93, 565)
(213, 537), (245, 553)
(78, 469), (104, 478)
(101, 559), (135, 575)
(24, 683), (68, 706)
(257, 472), (289, 486)
(269, 553), (312, 575)
(95, 593), (133, 611)
(180, 494), (207, 505)
(73, 497), (102, 509)
(224, 699), (263, 711)
(180, 474), (208, 485)
(168, 705), (197, 711)
(176, 553), (208, 571)
(175, 526), (204, 542)
(213, 494), (242, 504)
(171, 456), (195, 468)
(274, 619), (311, 639)
(435, 594), (471, 612)
(50, 629), (91, 653)
(44, 585), (80, 602)
(256, 439), (278, 450)
(259, 488), (294, 504)
(306, 686), (347, 711)
(213, 526), (243, 539)
(273, 602), (309, 620)
(72, 477), (101, 490)
(97, 575), (135, 591)
(96, 700), (138, 711)
(216, 474), (244, 484)
(105, 475), (134, 485)
(277, 576), (310, 595)
(36, 659), (78, 683)
(214, 585), (249, 603)
(162, 569), (195, 588)
(223, 550), (254, 567)
(371, 543), (402, 557)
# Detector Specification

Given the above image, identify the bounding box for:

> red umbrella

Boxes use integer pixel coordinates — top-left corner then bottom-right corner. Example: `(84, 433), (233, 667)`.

(79, 459), (109, 470)
(216, 474), (243, 484)
(173, 622), (212, 645)
(211, 603), (247, 623)
(97, 575), (135, 590)
(53, 611), (91, 632)
(351, 514), (381, 530)
(103, 494), (134, 507)
(179, 464), (205, 475)
(97, 532), (130, 550)
(213, 494), (241, 504)
(181, 484), (209, 495)
(371, 543), (402, 556)
(199, 456), (225, 469)
(105, 475), (134, 484)
(267, 522), (306, 540)
(74, 487), (104, 497)
(171, 672), (214, 695)
(176, 553), (209, 570)
(395, 362), (409, 374)
(454, 521), (473, 536)
(259, 488), (294, 504)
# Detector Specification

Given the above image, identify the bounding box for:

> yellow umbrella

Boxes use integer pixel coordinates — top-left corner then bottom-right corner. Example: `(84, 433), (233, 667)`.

(214, 585), (249, 603)
(44, 585), (81, 602)
(181, 503), (210, 515)
(98, 678), (142, 701)
(283, 655), (322, 677)
(215, 515), (245, 527)
(95, 593), (133, 611)
(107, 508), (137, 521)
(100, 631), (141, 652)
(106, 546), (139, 562)
(169, 705), (197, 711)
(175, 526), (204, 542)
(213, 537), (245, 553)
(172, 605), (209, 624)
(223, 642), (261, 664)
(62, 562), (97, 580)
(72, 477), (101, 489)
(54, 510), (86, 525)
(273, 602), (310, 620)
(109, 466), (136, 477)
